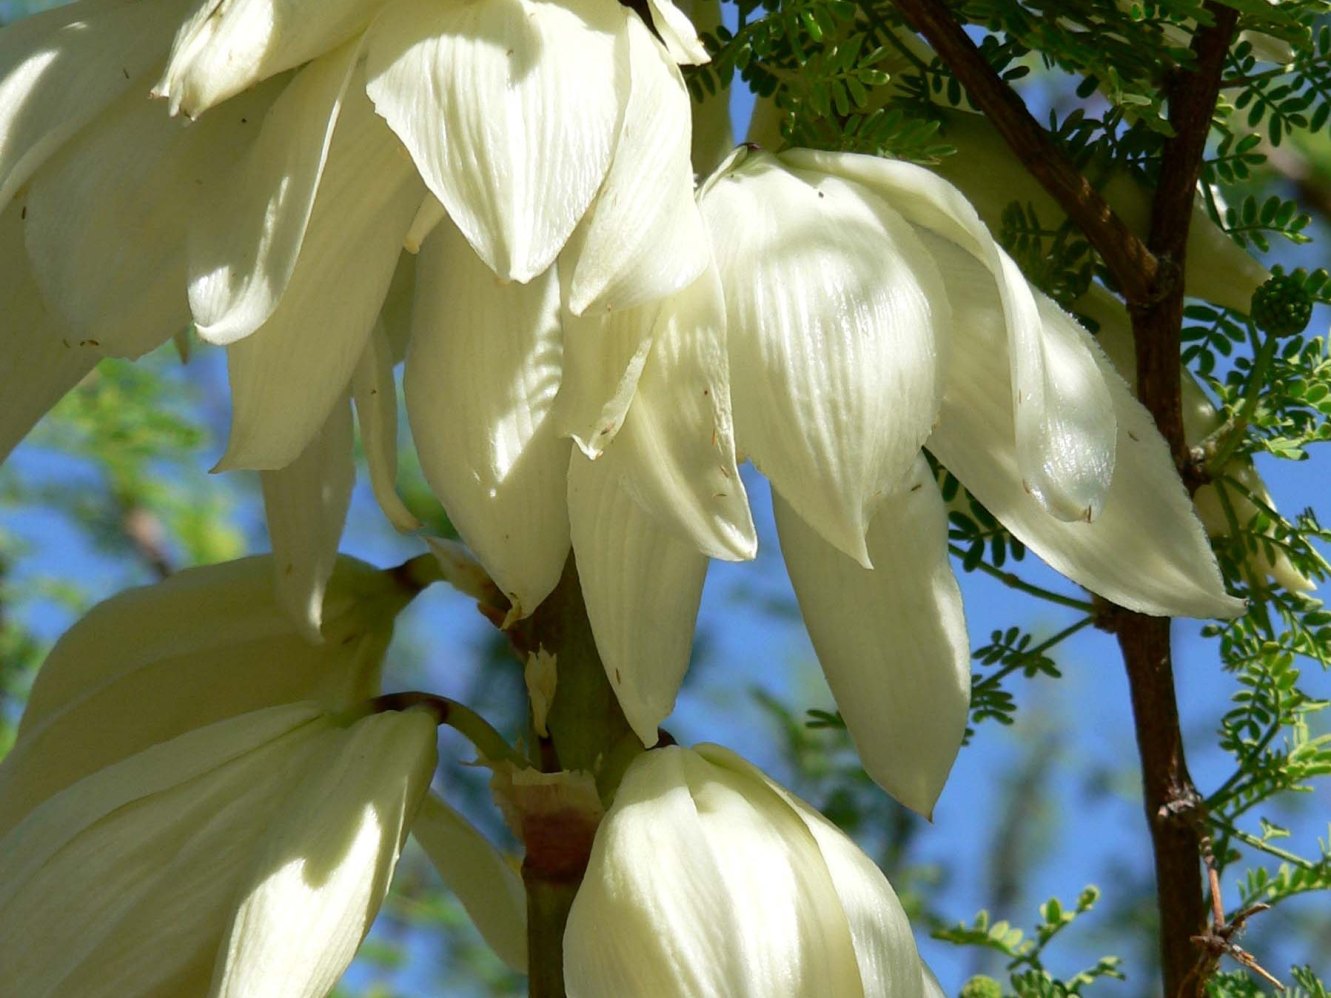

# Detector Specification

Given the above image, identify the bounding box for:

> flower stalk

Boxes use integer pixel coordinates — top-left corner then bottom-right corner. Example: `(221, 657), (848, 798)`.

(502, 556), (639, 997)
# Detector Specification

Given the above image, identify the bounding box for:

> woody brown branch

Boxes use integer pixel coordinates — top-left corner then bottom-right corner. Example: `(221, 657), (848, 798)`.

(889, 1), (1240, 995)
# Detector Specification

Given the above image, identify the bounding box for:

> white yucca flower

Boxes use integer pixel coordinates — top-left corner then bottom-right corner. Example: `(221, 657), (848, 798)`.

(567, 146), (1242, 814)
(0, 0), (708, 629)
(565, 743), (930, 998)
(0, 0), (1243, 820)
(0, 556), (528, 984)
(0, 702), (437, 997)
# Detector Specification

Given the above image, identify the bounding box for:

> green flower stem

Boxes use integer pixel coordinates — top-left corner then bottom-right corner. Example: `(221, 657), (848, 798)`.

(503, 555), (640, 998)
(1204, 334), (1279, 474)
(388, 551), (448, 592)
(367, 691), (527, 768)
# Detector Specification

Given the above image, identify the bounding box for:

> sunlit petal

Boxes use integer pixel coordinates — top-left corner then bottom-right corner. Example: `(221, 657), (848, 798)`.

(365, 0), (628, 281)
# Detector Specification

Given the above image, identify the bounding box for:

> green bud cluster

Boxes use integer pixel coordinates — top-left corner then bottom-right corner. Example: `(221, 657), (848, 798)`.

(1251, 272), (1314, 338)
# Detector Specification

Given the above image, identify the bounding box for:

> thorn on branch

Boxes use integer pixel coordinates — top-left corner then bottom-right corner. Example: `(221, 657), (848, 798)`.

(1187, 834), (1286, 992)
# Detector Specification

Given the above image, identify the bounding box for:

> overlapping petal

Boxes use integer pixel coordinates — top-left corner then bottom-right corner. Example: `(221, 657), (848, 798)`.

(220, 83), (424, 470)
(702, 150), (945, 566)
(260, 398), (356, 640)
(406, 219), (570, 617)
(365, 0), (629, 282)
(785, 148), (1117, 523)
(568, 452), (708, 746)
(592, 265), (755, 561)
(157, 0), (386, 117)
(924, 237), (1243, 618)
(212, 710), (437, 998)
(188, 39), (362, 346)
(0, 0), (192, 207)
(24, 75), (278, 358)
(562, 12), (707, 314)
(774, 457), (969, 817)
(566, 744), (923, 998)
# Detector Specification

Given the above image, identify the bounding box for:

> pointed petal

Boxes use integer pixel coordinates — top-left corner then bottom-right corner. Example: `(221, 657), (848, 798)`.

(406, 220), (571, 618)
(365, 0), (628, 281)
(352, 323), (420, 532)
(645, 0), (710, 65)
(925, 247), (1243, 618)
(260, 398), (356, 641)
(773, 459), (969, 817)
(562, 13), (707, 314)
(595, 265), (756, 561)
(411, 793), (527, 972)
(568, 452), (707, 745)
(554, 296), (657, 459)
(188, 39), (361, 346)
(702, 151), (945, 566)
(220, 85), (423, 470)
(0, 197), (96, 464)
(698, 744), (925, 998)
(156, 0), (387, 117)
(0, 0), (192, 207)
(213, 710), (437, 998)
(783, 148), (1117, 522)
(24, 76), (278, 358)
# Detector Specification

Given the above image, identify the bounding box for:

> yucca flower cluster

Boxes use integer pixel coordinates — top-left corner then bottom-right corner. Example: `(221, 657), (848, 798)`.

(0, 0), (1254, 993)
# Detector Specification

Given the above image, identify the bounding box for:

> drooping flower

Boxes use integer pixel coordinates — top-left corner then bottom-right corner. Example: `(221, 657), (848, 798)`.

(0, 702), (437, 996)
(564, 743), (928, 998)
(0, 554), (528, 984)
(565, 146), (1242, 816)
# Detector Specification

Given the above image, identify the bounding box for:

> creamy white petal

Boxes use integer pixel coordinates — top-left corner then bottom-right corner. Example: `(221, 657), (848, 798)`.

(0, 0), (193, 207)
(699, 744), (925, 997)
(0, 197), (95, 463)
(565, 747), (751, 997)
(352, 323), (420, 532)
(365, 0), (628, 282)
(379, 250), (417, 363)
(260, 398), (356, 640)
(554, 297), (658, 459)
(568, 452), (707, 746)
(0, 711), (332, 997)
(702, 151), (944, 566)
(189, 39), (361, 346)
(567, 746), (865, 997)
(213, 710), (437, 998)
(0, 556), (405, 837)
(925, 244), (1243, 618)
(783, 148), (1117, 523)
(220, 85), (424, 470)
(562, 12), (707, 314)
(675, 748), (865, 996)
(24, 76), (277, 358)
(773, 460), (969, 817)
(157, 0), (387, 116)
(646, 0), (710, 65)
(595, 266), (755, 561)
(406, 220), (570, 618)
(411, 793), (527, 972)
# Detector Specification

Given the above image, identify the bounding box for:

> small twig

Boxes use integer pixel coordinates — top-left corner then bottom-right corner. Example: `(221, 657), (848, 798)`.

(1187, 834), (1286, 991)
